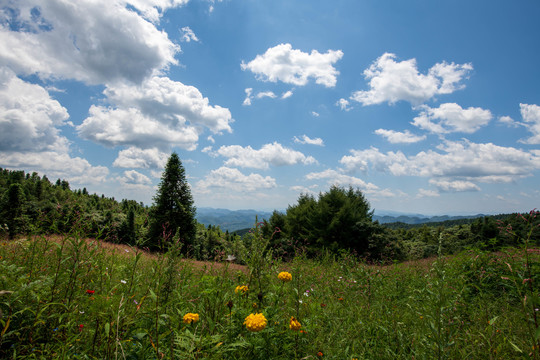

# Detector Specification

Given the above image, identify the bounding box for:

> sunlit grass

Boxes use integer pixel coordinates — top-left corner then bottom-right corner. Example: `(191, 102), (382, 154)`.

(0, 231), (538, 359)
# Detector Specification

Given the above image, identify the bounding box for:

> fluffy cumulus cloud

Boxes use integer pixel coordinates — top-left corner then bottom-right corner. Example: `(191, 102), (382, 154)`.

(118, 169), (152, 185)
(77, 76), (232, 150)
(429, 179), (480, 192)
(0, 67), (109, 185)
(519, 103), (540, 144)
(350, 53), (472, 106)
(0, 0), (183, 85)
(374, 129), (426, 144)
(0, 151), (109, 185)
(293, 134), (324, 146)
(336, 98), (352, 111)
(241, 43), (343, 87)
(305, 169), (380, 193)
(113, 147), (169, 168)
(194, 166), (276, 193)
(340, 140), (540, 185)
(180, 26), (199, 42)
(412, 103), (492, 134)
(0, 67), (69, 152)
(212, 142), (317, 169)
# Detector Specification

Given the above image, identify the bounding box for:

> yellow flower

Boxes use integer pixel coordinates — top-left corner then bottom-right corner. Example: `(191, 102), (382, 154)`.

(278, 271), (292, 282)
(289, 316), (301, 331)
(235, 285), (249, 294)
(244, 313), (267, 332)
(183, 313), (199, 324)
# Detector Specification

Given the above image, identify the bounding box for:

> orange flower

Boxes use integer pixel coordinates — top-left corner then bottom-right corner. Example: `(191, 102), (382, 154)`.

(317, 351), (323, 357)
(289, 316), (301, 331)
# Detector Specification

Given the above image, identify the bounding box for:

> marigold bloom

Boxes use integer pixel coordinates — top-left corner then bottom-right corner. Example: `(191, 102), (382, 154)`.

(183, 313), (199, 324)
(244, 313), (267, 332)
(86, 290), (95, 295)
(278, 271), (292, 282)
(235, 285), (249, 294)
(289, 316), (301, 331)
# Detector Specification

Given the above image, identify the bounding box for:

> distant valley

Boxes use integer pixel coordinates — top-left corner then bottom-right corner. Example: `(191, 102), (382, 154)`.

(195, 207), (487, 232)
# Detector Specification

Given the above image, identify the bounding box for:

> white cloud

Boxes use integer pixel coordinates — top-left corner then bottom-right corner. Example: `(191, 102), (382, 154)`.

(340, 140), (540, 183)
(113, 147), (169, 168)
(293, 135), (324, 146)
(311, 111), (320, 117)
(0, 67), (109, 187)
(118, 169), (152, 185)
(194, 166), (276, 193)
(0, 67), (69, 152)
(281, 90), (293, 99)
(0, 0), (182, 85)
(78, 76), (232, 150)
(519, 103), (540, 144)
(241, 43), (343, 87)
(213, 142), (317, 169)
(374, 129), (426, 144)
(336, 98), (352, 111)
(412, 103), (492, 134)
(498, 115), (519, 127)
(417, 189), (440, 198)
(0, 151), (109, 186)
(305, 169), (379, 193)
(243, 88), (253, 106)
(255, 91), (277, 99)
(350, 53), (472, 106)
(429, 179), (480, 192)
(289, 185), (318, 196)
(180, 26), (199, 42)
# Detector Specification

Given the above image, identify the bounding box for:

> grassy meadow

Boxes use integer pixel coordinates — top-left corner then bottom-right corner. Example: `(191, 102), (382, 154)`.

(0, 223), (539, 359)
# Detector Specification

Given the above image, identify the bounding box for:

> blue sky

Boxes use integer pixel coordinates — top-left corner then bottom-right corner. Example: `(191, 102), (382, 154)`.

(1, 0), (539, 215)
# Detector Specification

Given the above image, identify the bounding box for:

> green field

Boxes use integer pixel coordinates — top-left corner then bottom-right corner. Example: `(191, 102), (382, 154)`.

(1, 223), (539, 359)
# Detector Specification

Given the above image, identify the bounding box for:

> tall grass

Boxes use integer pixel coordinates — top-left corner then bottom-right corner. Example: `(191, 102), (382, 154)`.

(0, 225), (538, 359)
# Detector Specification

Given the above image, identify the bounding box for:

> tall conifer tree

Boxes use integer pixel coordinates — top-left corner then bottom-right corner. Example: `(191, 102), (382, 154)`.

(148, 153), (196, 251)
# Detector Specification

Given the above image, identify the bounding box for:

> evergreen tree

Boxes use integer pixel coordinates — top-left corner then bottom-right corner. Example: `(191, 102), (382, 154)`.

(148, 153), (196, 251)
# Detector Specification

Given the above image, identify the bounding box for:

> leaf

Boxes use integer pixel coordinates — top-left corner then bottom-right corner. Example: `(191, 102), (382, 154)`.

(488, 316), (499, 325)
(149, 289), (157, 301)
(536, 326), (540, 341)
(1, 317), (10, 337)
(133, 332), (147, 340)
(104, 322), (110, 337)
(509, 341), (523, 353)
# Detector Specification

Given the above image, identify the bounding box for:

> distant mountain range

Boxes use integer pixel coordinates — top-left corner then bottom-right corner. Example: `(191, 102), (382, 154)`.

(195, 207), (488, 232)
(196, 207), (274, 232)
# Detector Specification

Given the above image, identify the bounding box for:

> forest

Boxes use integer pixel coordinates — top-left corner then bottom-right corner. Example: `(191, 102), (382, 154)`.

(0, 166), (538, 263)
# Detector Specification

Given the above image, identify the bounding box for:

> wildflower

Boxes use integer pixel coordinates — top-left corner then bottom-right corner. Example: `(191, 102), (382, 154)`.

(183, 313), (199, 324)
(278, 271), (292, 282)
(321, 303), (326, 308)
(317, 351), (323, 357)
(338, 297), (344, 301)
(226, 300), (233, 309)
(78, 324), (84, 332)
(134, 300), (139, 305)
(289, 316), (301, 331)
(86, 290), (95, 295)
(244, 313), (267, 332)
(120, 280), (127, 284)
(235, 285), (249, 294)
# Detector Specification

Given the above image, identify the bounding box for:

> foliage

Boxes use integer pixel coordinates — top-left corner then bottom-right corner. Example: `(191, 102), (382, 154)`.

(0, 227), (538, 359)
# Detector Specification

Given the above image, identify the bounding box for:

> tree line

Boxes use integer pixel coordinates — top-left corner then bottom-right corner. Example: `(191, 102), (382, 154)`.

(1, 153), (538, 262)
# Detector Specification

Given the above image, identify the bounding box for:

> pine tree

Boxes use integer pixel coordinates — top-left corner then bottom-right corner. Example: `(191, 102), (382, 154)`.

(148, 153), (197, 251)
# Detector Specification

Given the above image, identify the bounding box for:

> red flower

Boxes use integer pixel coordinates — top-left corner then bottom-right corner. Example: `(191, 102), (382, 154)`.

(86, 290), (95, 295)
(317, 351), (323, 357)
(78, 324), (84, 332)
